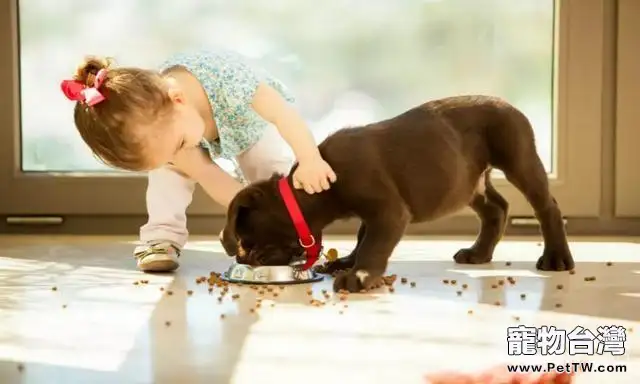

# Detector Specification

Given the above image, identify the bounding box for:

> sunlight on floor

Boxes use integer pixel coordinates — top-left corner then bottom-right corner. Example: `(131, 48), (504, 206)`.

(0, 257), (174, 372)
(0, 235), (639, 383)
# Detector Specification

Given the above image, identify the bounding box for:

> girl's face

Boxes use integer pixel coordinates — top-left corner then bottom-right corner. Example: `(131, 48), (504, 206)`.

(139, 93), (206, 170)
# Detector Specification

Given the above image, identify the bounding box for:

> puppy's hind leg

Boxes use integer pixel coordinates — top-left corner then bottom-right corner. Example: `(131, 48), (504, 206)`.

(454, 171), (509, 264)
(495, 109), (574, 271)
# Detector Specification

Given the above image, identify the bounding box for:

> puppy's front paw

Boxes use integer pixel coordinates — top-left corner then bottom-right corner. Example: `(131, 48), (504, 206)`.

(453, 247), (493, 264)
(332, 269), (382, 293)
(536, 248), (574, 271)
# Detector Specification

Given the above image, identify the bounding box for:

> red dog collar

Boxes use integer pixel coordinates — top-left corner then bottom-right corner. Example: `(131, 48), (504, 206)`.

(278, 177), (322, 270)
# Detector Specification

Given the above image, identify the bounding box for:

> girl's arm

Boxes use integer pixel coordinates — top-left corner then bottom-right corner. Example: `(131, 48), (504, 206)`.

(251, 83), (321, 164)
(171, 147), (243, 209)
(251, 83), (337, 194)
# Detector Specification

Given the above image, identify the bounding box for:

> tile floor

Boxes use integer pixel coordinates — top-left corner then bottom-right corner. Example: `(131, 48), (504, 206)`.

(0, 235), (638, 384)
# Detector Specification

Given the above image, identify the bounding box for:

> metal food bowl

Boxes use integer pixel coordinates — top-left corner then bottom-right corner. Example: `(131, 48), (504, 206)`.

(219, 262), (324, 285)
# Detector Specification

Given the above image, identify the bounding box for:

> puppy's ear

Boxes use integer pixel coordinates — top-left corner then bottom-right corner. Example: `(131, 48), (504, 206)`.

(220, 186), (264, 256)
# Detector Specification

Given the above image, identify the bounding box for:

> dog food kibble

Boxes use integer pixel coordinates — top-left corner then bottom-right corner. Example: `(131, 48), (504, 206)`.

(267, 287), (274, 293)
(62, 304), (67, 309)
(628, 327), (634, 333)
(187, 290), (194, 296)
(270, 303), (275, 308)
(443, 279), (449, 284)
(382, 274), (398, 286)
(256, 303), (262, 309)
(51, 286), (58, 291)
(520, 293), (527, 300)
(17, 363), (24, 372)
(569, 270), (576, 275)
(208, 287), (213, 293)
(339, 310), (344, 315)
(279, 286), (285, 290)
(491, 284), (498, 289)
(250, 308), (255, 313)
(451, 280), (457, 285)
(273, 292), (279, 297)
(167, 290), (173, 296)
(133, 281), (139, 286)
(325, 248), (338, 262)
(584, 276), (596, 282)
(322, 289), (328, 295)
(217, 297), (223, 303)
(160, 287), (165, 291)
(555, 303), (563, 308)
(462, 284), (468, 289)
(220, 314), (225, 319)
(165, 321), (171, 327)
(401, 277), (408, 284)
(306, 289), (313, 296)
(231, 294), (240, 300)
(388, 286), (395, 293)
(505, 261), (512, 266)
(467, 310), (474, 315)
(456, 290), (462, 296)
(513, 316), (521, 321)
(410, 282), (416, 288)
(606, 261), (613, 266)
(556, 284), (563, 290)
(498, 280), (504, 286)
(494, 301), (501, 306)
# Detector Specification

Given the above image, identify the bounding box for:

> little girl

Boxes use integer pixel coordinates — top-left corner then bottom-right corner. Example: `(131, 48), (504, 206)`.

(61, 48), (336, 272)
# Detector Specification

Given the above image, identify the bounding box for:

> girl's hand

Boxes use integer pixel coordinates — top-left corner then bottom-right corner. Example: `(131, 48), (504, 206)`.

(293, 156), (337, 194)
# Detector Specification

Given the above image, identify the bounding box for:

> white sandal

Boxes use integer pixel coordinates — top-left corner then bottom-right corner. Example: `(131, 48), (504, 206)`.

(133, 241), (180, 272)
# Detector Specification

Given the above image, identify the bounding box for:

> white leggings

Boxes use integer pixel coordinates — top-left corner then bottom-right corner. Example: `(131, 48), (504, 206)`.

(139, 124), (294, 248)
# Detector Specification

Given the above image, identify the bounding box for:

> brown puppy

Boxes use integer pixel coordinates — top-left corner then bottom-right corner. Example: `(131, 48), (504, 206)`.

(220, 95), (574, 292)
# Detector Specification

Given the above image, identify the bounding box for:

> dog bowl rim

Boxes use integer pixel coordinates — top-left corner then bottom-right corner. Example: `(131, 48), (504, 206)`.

(219, 263), (324, 285)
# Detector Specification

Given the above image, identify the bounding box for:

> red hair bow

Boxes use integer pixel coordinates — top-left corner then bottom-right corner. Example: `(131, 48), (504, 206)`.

(60, 69), (107, 106)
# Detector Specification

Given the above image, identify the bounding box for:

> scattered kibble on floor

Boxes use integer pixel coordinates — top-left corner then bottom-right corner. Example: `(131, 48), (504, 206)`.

(505, 261), (512, 266)
(569, 270), (576, 275)
(555, 303), (563, 308)
(451, 280), (457, 285)
(401, 277), (408, 284)
(491, 284), (498, 289)
(165, 321), (171, 327)
(456, 291), (462, 296)
(167, 290), (173, 296)
(51, 287), (57, 291)
(467, 310), (474, 315)
(17, 363), (24, 372)
(606, 262), (613, 266)
(462, 284), (468, 289)
(187, 290), (194, 296)
(443, 279), (449, 284)
(520, 294), (527, 300)
(410, 282), (416, 288)
(556, 284), (563, 290)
